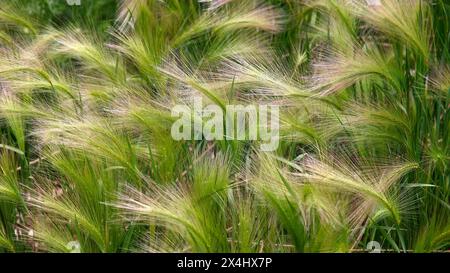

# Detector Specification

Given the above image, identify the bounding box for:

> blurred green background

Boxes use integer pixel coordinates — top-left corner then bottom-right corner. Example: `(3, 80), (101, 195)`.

(9, 0), (118, 32)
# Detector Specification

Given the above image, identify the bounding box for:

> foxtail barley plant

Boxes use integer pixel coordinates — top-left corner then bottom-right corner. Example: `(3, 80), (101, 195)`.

(0, 0), (448, 253)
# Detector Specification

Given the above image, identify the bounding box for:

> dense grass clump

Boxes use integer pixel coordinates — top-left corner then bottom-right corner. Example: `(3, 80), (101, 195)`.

(0, 0), (449, 253)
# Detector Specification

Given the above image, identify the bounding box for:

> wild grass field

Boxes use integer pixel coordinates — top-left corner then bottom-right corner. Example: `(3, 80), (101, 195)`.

(0, 0), (449, 253)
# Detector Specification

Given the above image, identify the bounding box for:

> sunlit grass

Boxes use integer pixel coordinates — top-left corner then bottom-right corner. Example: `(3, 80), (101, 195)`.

(0, 0), (448, 253)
